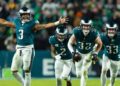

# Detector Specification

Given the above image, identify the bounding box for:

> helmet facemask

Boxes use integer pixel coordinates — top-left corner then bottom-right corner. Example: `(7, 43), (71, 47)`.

(107, 29), (116, 38)
(56, 33), (67, 42)
(20, 13), (31, 23)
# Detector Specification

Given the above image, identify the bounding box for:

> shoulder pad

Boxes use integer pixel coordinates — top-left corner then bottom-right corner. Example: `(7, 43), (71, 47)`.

(49, 35), (55, 44)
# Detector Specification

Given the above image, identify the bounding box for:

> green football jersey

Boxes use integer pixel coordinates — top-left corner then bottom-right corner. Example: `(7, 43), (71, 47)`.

(73, 27), (98, 54)
(14, 18), (37, 46)
(101, 33), (120, 61)
(49, 35), (72, 60)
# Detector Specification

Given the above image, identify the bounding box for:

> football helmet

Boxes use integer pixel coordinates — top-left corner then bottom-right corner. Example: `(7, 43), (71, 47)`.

(80, 19), (92, 36)
(56, 25), (68, 42)
(105, 23), (118, 38)
(19, 6), (32, 23)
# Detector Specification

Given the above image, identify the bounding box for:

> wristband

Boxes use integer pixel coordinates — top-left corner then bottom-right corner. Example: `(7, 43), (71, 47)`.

(54, 21), (60, 26)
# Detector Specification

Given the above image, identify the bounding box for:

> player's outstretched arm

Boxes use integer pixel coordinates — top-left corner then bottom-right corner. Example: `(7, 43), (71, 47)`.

(0, 18), (15, 28)
(34, 17), (68, 31)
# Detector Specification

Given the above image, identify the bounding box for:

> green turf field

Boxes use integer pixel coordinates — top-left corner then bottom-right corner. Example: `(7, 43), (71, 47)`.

(0, 78), (120, 86)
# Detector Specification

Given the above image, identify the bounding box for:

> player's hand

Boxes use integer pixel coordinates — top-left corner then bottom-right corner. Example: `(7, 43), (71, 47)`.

(91, 52), (98, 64)
(72, 52), (81, 62)
(59, 17), (68, 24)
(55, 54), (61, 60)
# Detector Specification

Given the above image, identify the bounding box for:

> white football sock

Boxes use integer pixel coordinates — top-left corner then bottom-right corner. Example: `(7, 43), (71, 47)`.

(13, 72), (24, 86)
(81, 70), (87, 86)
(101, 72), (107, 86)
(56, 79), (62, 86)
(24, 73), (31, 86)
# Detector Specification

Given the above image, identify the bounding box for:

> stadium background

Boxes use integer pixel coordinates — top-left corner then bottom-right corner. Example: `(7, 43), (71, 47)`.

(0, 0), (120, 86)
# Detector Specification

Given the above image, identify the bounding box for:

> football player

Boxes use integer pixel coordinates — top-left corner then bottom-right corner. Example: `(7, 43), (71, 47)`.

(49, 25), (72, 86)
(68, 19), (102, 86)
(0, 6), (67, 86)
(101, 23), (120, 86)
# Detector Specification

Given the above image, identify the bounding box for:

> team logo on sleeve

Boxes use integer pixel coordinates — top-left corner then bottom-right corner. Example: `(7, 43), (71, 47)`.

(55, 44), (59, 47)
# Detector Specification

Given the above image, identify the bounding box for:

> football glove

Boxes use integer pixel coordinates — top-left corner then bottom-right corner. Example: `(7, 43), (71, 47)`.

(91, 52), (98, 64)
(72, 52), (81, 62)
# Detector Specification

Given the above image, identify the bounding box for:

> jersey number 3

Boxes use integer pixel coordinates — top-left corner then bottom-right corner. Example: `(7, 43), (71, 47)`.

(19, 29), (24, 39)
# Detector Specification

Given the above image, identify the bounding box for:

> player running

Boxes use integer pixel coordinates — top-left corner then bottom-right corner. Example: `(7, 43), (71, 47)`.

(49, 25), (72, 86)
(68, 19), (102, 86)
(0, 6), (67, 86)
(100, 23), (120, 86)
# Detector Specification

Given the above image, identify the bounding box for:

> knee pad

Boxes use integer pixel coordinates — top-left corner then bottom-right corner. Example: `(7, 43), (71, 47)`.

(111, 72), (117, 78)
(83, 70), (87, 76)
(12, 71), (18, 76)
(23, 65), (31, 72)
(24, 69), (30, 73)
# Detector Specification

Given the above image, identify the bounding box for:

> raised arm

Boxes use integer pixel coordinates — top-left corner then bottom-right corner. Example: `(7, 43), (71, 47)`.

(0, 18), (15, 28)
(34, 17), (67, 31)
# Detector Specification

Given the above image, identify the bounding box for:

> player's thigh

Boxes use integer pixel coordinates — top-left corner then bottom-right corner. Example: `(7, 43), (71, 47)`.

(55, 60), (64, 78)
(75, 56), (84, 70)
(11, 50), (22, 71)
(75, 52), (86, 71)
(82, 53), (92, 70)
(62, 59), (73, 76)
(75, 59), (83, 77)
(110, 60), (119, 76)
(22, 48), (34, 71)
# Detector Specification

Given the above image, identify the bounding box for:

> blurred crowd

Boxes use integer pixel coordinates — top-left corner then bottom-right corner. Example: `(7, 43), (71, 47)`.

(0, 0), (120, 51)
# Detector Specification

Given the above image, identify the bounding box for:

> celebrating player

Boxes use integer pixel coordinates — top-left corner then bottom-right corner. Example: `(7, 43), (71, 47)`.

(100, 23), (120, 86)
(0, 6), (67, 86)
(68, 19), (102, 86)
(49, 25), (72, 86)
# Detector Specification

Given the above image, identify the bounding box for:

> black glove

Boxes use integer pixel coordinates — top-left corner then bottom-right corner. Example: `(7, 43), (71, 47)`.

(91, 52), (98, 63)
(72, 52), (82, 62)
